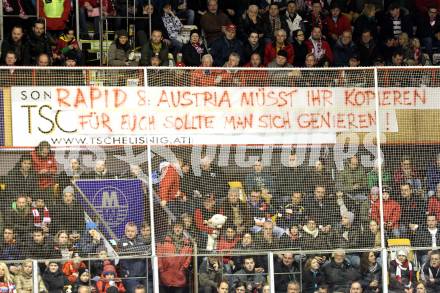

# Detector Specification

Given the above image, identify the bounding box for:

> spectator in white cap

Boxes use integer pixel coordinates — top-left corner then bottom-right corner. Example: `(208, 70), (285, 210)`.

(389, 249), (415, 292)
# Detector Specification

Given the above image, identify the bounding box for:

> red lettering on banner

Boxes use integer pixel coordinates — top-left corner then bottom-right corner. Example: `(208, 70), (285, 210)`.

(56, 88), (71, 107)
(113, 88), (127, 108)
(224, 114), (253, 129)
(74, 88), (87, 108)
(120, 114), (153, 131)
(78, 112), (113, 132)
(258, 113), (291, 129)
(344, 89), (375, 106)
(163, 114), (215, 130)
(297, 112), (376, 129)
(307, 89), (333, 106)
(240, 89), (297, 107)
(380, 89), (426, 106)
(157, 90), (231, 108)
(89, 87), (102, 108)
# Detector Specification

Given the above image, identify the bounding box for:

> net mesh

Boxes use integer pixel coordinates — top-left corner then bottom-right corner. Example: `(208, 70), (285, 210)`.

(1, 66), (440, 292)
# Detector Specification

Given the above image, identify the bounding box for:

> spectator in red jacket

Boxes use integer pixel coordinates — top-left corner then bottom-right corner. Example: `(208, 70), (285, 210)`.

(159, 159), (182, 207)
(326, 3), (351, 45)
(62, 256), (87, 284)
(157, 221), (193, 291)
(371, 186), (401, 238)
(38, 0), (71, 33)
(31, 141), (57, 192)
(305, 26), (334, 66)
(428, 183), (440, 220)
(264, 28), (294, 65)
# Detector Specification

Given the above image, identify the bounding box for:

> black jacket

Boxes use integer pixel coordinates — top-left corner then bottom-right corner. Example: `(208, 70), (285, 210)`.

(26, 32), (52, 65)
(181, 42), (207, 67)
(302, 269), (326, 293)
(322, 260), (361, 292)
(1, 36), (29, 65)
(42, 269), (68, 293)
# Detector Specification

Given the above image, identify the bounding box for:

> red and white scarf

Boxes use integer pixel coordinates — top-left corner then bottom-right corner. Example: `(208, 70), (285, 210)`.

(395, 259), (413, 287)
(32, 207), (51, 227)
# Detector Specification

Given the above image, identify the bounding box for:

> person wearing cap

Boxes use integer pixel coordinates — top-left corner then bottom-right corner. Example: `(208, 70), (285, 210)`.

(389, 249), (416, 292)
(264, 28), (294, 65)
(72, 268), (97, 293)
(334, 30), (359, 66)
(379, 2), (413, 41)
(326, 3), (352, 44)
(210, 24), (243, 66)
(95, 267), (126, 293)
(331, 211), (361, 268)
(181, 29), (207, 66)
(108, 29), (138, 66)
(79, 221), (104, 255)
(157, 221), (193, 291)
(200, 0), (231, 45)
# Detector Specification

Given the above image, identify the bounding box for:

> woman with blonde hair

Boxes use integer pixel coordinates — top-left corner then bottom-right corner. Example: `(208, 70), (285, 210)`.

(15, 259), (47, 293)
(0, 262), (16, 292)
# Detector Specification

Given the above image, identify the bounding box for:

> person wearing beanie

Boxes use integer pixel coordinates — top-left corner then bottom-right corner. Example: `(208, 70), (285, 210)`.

(389, 248), (415, 291)
(72, 268), (97, 293)
(80, 221), (104, 255)
(181, 29), (207, 66)
(267, 49), (294, 68)
(96, 269), (125, 293)
(52, 185), (85, 234)
(330, 211), (360, 267)
(107, 29), (138, 66)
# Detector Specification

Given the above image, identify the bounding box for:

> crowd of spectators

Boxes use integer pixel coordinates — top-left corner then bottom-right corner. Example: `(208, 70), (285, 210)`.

(2, 140), (440, 292)
(2, 0), (440, 67)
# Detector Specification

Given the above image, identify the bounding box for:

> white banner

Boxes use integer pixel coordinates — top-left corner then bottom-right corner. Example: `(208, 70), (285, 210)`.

(10, 86), (422, 146)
